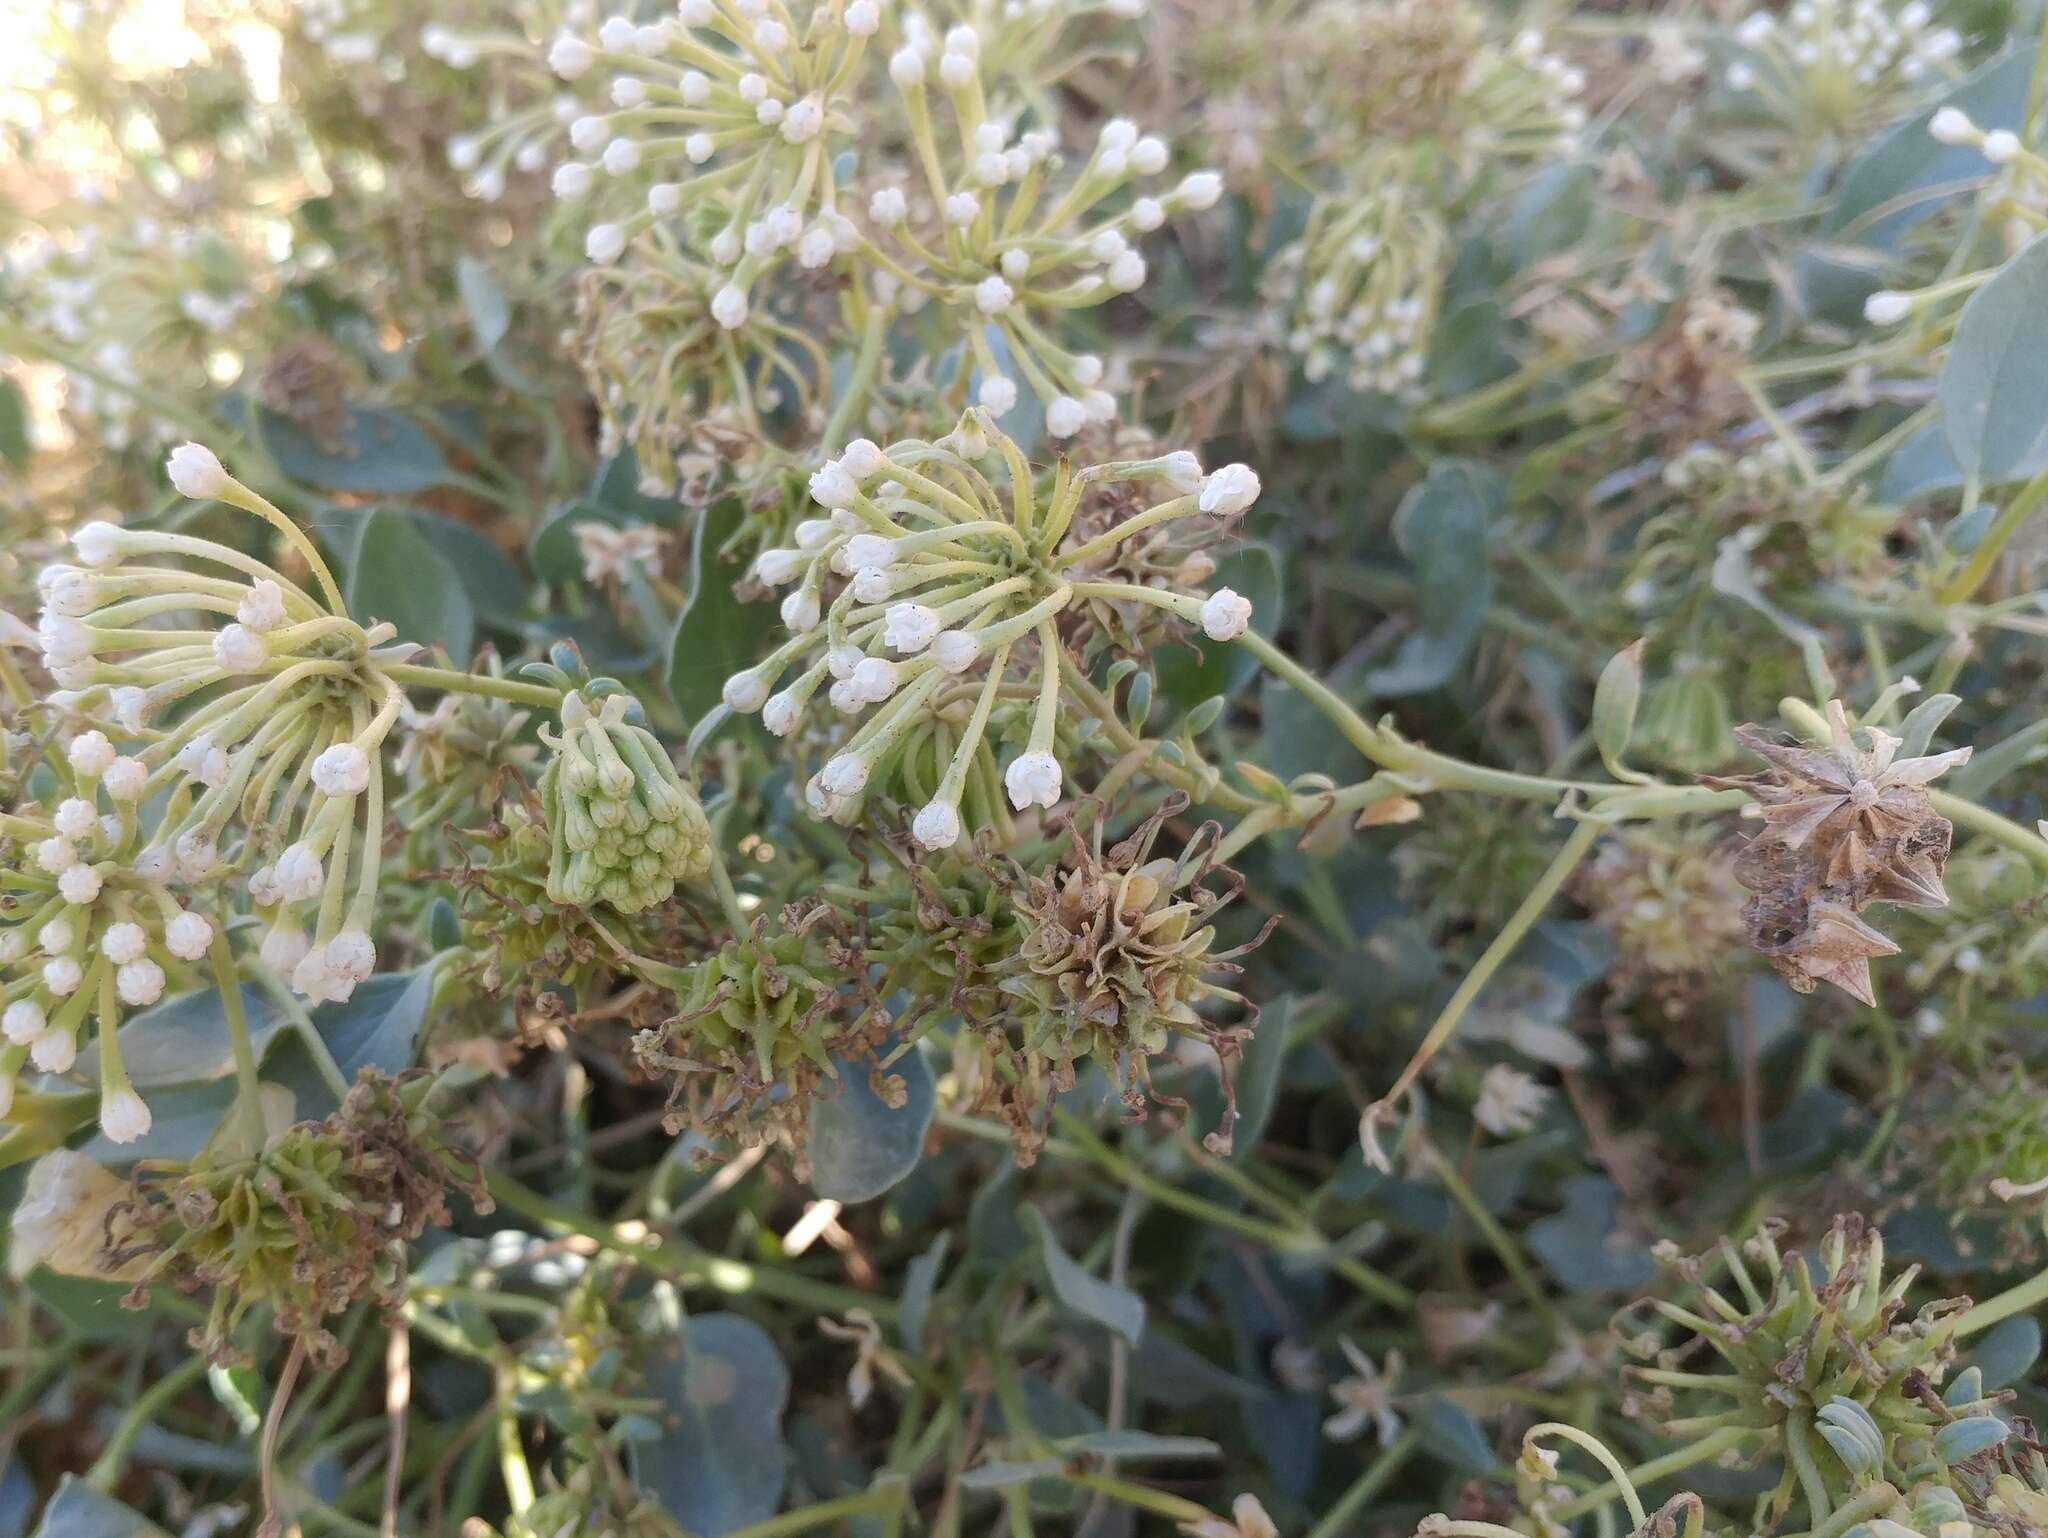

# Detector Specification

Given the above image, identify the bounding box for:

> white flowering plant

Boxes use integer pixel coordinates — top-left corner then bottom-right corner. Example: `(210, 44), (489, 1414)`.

(6, 2), (2048, 1537)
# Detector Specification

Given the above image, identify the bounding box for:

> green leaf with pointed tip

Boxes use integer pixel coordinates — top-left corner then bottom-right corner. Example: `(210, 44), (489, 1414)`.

(456, 256), (512, 352)
(1030, 1207), (1144, 1345)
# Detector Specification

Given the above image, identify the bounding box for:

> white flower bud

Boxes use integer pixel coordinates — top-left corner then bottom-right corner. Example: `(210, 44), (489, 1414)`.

(939, 48), (975, 87)
(826, 645), (864, 680)
(1045, 395), (1087, 438)
(711, 283), (749, 329)
(1201, 586), (1253, 640)
(53, 799), (97, 839)
(840, 438), (887, 478)
(236, 579), (289, 633)
(99, 1088), (152, 1145)
(101, 756), (147, 802)
(1199, 463), (1262, 515)
(1982, 130), (2020, 164)
(723, 670), (770, 713)
(1161, 451), (1203, 493)
(932, 631), (980, 674)
(116, 959), (165, 1007)
(35, 838), (78, 875)
(1107, 250), (1147, 292)
(43, 957), (84, 996)
(944, 191), (980, 226)
(1004, 751), (1062, 810)
(1928, 106), (1978, 144)
(58, 865), (102, 905)
(165, 442), (229, 499)
(548, 34), (595, 78)
(782, 95), (824, 143)
(111, 687), (149, 731)
(648, 181), (682, 214)
(585, 223), (628, 265)
(66, 730), (116, 777)
(912, 801), (962, 849)
(261, 923), (310, 976)
(569, 114), (609, 153)
(1131, 135), (1169, 175)
(1082, 389), (1117, 423)
(978, 375), (1018, 415)
(2, 1001), (45, 1045)
(611, 74), (648, 108)
(890, 45), (925, 86)
(883, 602), (942, 652)
(755, 548), (806, 585)
(686, 132), (715, 164)
(762, 690), (802, 736)
(327, 930), (376, 983)
(821, 753), (871, 795)
(31, 1029), (76, 1074)
(163, 912), (213, 962)
(974, 275), (1014, 315)
(846, 0), (880, 35)
(312, 742), (372, 797)
(780, 588), (822, 631)
(869, 186), (908, 224)
(851, 656), (900, 701)
(1176, 170), (1223, 209)
(37, 919), (75, 955)
(72, 522), (124, 568)
(597, 16), (636, 50)
(602, 136), (642, 175)
(212, 623), (267, 673)
(1863, 291), (1912, 325)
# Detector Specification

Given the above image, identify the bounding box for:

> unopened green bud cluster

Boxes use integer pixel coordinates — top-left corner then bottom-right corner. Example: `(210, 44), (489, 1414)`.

(540, 689), (712, 913)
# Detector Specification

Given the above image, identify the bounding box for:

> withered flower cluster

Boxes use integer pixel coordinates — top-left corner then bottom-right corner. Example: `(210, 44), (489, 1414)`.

(1705, 704), (1970, 1005)
(110, 1072), (490, 1367)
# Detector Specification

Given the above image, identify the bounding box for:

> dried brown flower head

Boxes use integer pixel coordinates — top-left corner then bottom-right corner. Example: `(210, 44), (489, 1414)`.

(1703, 702), (1970, 1004)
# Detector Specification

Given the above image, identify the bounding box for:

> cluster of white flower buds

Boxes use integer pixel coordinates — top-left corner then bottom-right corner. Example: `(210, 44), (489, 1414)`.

(719, 411), (1260, 846)
(869, 18), (1223, 436)
(1280, 184), (1445, 396)
(573, 243), (820, 492)
(1925, 106), (2027, 167)
(32, 446), (408, 1011)
(1, 726), (221, 1144)
(517, 0), (1226, 445)
(1723, 0), (1961, 101)
(545, 0), (880, 308)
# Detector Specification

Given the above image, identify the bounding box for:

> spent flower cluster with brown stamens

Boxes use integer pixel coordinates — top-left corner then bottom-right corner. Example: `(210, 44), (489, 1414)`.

(110, 1070), (491, 1368)
(1704, 702), (1970, 1005)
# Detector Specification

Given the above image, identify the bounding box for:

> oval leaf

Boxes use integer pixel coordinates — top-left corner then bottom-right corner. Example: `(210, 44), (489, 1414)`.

(808, 1044), (936, 1204)
(1939, 234), (2048, 487)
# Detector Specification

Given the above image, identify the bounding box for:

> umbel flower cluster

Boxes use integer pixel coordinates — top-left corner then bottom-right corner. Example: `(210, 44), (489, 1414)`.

(30, 449), (405, 1010)
(1705, 702), (1970, 1005)
(531, 0), (1222, 445)
(719, 411), (1261, 843)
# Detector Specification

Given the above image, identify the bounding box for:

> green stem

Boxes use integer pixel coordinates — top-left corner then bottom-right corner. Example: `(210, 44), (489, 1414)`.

(1954, 1260), (2048, 1337)
(210, 932), (272, 1154)
(382, 664), (566, 710)
(1303, 1429), (1418, 1538)
(86, 1356), (209, 1489)
(1553, 1426), (1754, 1520)
(484, 1171), (893, 1318)
(1364, 818), (1603, 1137)
(1928, 789), (2048, 874)
(722, 1486), (908, 1538)
(820, 305), (891, 450)
(1937, 462), (2048, 605)
(1063, 1471), (1215, 1527)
